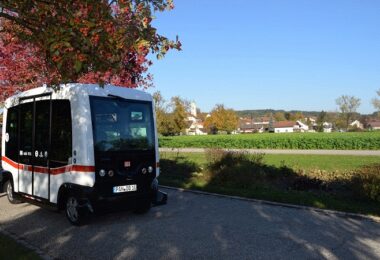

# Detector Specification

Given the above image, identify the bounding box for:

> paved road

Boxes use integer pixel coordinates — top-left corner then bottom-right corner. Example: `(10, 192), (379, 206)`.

(1, 188), (380, 259)
(160, 148), (380, 156)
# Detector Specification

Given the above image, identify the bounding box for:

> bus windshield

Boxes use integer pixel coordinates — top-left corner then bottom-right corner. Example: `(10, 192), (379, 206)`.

(90, 96), (155, 152)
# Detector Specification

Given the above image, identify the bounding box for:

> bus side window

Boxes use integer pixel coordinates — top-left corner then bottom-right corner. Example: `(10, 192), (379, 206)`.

(19, 102), (33, 165)
(5, 107), (19, 162)
(34, 100), (50, 167)
(50, 100), (72, 168)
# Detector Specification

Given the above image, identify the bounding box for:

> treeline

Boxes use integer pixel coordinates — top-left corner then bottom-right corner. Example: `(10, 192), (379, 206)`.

(153, 92), (239, 136)
(152, 91), (380, 136)
(236, 109), (320, 118)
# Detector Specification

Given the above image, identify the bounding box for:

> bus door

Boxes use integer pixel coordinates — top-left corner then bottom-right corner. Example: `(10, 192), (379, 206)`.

(18, 101), (34, 195)
(18, 95), (51, 199)
(33, 99), (51, 199)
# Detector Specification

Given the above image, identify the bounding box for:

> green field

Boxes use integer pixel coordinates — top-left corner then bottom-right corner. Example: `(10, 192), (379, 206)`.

(159, 132), (380, 150)
(159, 152), (380, 216)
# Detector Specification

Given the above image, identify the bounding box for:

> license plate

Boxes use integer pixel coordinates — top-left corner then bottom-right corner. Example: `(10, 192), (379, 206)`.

(113, 184), (137, 193)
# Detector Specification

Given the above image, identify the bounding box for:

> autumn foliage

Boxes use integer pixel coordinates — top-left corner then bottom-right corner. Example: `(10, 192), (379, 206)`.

(0, 0), (181, 100)
(204, 104), (239, 134)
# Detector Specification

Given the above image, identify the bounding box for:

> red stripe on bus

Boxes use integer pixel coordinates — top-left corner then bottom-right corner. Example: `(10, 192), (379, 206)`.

(1, 156), (95, 175)
(33, 166), (49, 174)
(2, 156), (18, 168)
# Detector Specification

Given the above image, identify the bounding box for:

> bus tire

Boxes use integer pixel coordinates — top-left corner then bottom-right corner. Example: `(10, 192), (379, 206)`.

(4, 180), (21, 204)
(65, 193), (89, 226)
(134, 198), (151, 214)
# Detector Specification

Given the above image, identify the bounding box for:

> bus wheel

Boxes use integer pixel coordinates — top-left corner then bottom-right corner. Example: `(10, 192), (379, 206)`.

(5, 180), (21, 204)
(65, 194), (89, 226)
(134, 198), (151, 214)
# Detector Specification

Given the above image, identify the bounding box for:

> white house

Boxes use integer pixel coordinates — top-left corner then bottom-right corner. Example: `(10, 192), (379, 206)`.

(323, 122), (333, 133)
(350, 120), (364, 130)
(185, 120), (207, 135)
(296, 120), (309, 132)
(271, 121), (297, 133)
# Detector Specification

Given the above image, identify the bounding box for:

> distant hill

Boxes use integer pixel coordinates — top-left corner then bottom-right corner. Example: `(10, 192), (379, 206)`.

(236, 109), (321, 118)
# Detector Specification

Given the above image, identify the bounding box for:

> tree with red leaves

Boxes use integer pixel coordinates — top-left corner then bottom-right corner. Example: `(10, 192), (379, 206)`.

(0, 0), (181, 100)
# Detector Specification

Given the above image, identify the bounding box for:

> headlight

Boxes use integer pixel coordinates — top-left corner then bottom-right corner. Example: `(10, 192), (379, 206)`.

(148, 166), (153, 173)
(99, 169), (106, 177)
(108, 170), (114, 177)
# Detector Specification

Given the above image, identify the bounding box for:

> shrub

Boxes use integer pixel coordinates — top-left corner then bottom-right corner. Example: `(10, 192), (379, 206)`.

(352, 164), (380, 202)
(204, 149), (294, 189)
(205, 148), (225, 165)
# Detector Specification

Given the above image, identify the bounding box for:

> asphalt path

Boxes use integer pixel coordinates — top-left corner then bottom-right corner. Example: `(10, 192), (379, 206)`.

(160, 148), (380, 156)
(0, 188), (380, 259)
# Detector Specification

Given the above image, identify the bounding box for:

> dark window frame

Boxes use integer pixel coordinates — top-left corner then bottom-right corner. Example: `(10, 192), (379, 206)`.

(5, 98), (72, 168)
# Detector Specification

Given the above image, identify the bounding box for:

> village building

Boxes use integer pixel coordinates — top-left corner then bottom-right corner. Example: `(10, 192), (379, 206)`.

(322, 122), (333, 133)
(238, 117), (271, 133)
(185, 102), (207, 135)
(367, 120), (380, 131)
(350, 120), (364, 130)
(295, 120), (309, 132)
(270, 121), (297, 133)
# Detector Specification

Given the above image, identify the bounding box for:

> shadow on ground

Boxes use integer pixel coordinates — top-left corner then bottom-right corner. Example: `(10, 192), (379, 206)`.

(0, 188), (380, 259)
(159, 152), (380, 216)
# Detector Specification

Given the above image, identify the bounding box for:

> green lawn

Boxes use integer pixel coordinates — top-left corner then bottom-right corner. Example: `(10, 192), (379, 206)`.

(159, 152), (380, 216)
(265, 154), (380, 171)
(0, 233), (41, 260)
(161, 152), (380, 172)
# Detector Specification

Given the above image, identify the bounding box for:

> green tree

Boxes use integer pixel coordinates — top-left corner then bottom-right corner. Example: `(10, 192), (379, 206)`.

(171, 96), (188, 135)
(292, 112), (304, 121)
(336, 95), (361, 129)
(204, 104), (238, 134)
(316, 110), (327, 132)
(274, 112), (285, 122)
(153, 92), (187, 136)
(284, 112), (291, 121)
(372, 89), (380, 117)
(153, 91), (168, 135)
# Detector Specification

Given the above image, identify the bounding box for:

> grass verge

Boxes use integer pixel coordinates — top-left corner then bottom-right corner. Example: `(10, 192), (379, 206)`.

(0, 233), (41, 260)
(159, 151), (380, 216)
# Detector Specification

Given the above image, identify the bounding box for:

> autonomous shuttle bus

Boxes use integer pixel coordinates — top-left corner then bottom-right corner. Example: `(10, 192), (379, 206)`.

(0, 84), (167, 225)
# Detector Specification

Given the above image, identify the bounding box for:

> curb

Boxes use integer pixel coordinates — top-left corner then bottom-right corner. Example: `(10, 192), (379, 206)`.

(0, 226), (53, 260)
(159, 185), (380, 224)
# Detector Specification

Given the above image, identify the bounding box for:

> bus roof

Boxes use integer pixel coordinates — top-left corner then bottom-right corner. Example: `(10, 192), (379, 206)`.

(4, 84), (152, 108)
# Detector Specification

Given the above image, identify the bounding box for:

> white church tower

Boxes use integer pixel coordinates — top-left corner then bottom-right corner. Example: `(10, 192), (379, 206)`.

(190, 102), (197, 117)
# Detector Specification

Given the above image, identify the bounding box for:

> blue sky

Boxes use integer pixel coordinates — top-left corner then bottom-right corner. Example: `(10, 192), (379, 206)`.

(148, 0), (380, 114)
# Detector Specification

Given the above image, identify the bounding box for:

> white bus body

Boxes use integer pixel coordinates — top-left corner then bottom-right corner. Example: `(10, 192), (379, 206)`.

(1, 84), (166, 225)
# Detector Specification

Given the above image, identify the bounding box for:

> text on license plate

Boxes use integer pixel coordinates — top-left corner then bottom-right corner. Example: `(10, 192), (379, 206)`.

(113, 184), (137, 193)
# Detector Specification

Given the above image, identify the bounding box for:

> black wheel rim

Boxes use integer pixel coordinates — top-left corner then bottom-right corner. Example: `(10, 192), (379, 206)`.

(7, 182), (13, 201)
(66, 197), (79, 222)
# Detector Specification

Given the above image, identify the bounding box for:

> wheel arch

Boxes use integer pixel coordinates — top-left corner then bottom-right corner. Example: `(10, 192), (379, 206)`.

(0, 170), (14, 193)
(57, 183), (93, 211)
